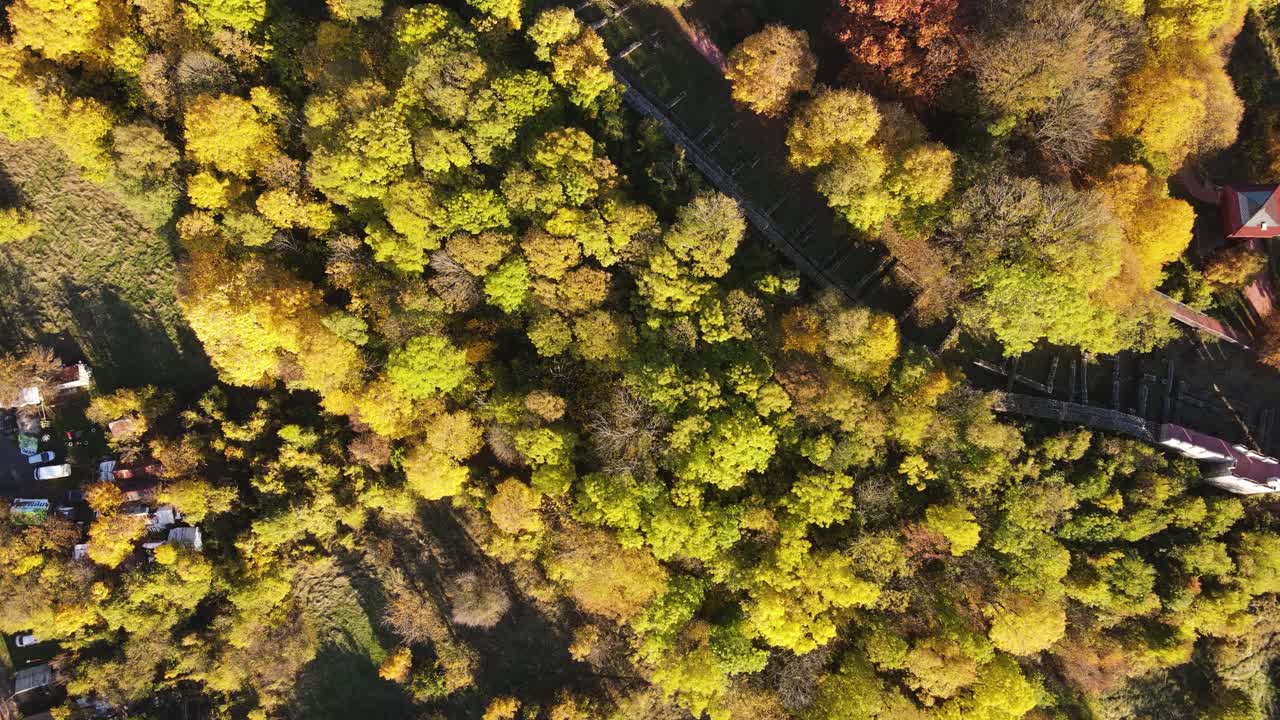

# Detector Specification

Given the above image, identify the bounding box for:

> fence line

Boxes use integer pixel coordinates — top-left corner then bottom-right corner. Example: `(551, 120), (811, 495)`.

(609, 69), (861, 299)
(1156, 291), (1252, 349)
(991, 392), (1157, 443)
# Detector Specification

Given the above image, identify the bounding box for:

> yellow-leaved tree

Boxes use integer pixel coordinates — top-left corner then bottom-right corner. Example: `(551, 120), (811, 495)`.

(1111, 49), (1241, 174)
(178, 249), (364, 414)
(724, 25), (817, 118)
(1110, 0), (1245, 174)
(183, 94), (281, 179)
(7, 0), (124, 61)
(1094, 163), (1195, 307)
(787, 87), (953, 233)
(86, 513), (147, 568)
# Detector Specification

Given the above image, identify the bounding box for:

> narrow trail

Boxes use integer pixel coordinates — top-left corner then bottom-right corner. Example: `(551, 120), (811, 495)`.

(1177, 167), (1223, 205)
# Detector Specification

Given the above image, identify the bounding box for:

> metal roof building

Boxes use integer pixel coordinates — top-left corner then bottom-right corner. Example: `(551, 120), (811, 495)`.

(13, 664), (54, 695)
(1158, 423), (1280, 494)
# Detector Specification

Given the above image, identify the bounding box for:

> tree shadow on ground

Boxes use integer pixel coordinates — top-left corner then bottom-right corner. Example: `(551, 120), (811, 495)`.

(0, 136), (211, 391)
(0, 266), (212, 393)
(410, 505), (598, 716)
(56, 282), (213, 393)
(333, 549), (401, 654)
(290, 645), (416, 720)
(1210, 11), (1280, 182)
(0, 259), (43, 343)
(453, 598), (587, 701)
(0, 165), (24, 207)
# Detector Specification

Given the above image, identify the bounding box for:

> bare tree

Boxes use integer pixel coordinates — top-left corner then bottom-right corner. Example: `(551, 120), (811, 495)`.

(383, 590), (451, 646)
(0, 346), (60, 404)
(174, 51), (235, 98)
(586, 388), (666, 478)
(428, 251), (482, 313)
(1032, 83), (1112, 170)
(444, 571), (511, 628)
(971, 0), (1132, 169)
(767, 645), (836, 713)
(348, 430), (392, 469)
(485, 426), (523, 467)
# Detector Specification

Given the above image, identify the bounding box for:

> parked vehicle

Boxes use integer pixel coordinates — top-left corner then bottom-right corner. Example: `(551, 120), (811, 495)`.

(14, 633), (37, 647)
(26, 451), (55, 465)
(9, 499), (49, 523)
(17, 433), (38, 455)
(34, 464), (72, 480)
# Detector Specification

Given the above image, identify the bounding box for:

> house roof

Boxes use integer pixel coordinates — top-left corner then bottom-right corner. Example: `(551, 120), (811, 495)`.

(53, 362), (91, 389)
(1223, 446), (1280, 485)
(1158, 424), (1234, 460)
(168, 526), (203, 551)
(2, 385), (41, 409)
(107, 417), (137, 439)
(14, 664), (54, 694)
(1159, 423), (1280, 488)
(149, 505), (177, 530)
(111, 463), (161, 481)
(115, 477), (159, 503)
(1221, 185), (1280, 238)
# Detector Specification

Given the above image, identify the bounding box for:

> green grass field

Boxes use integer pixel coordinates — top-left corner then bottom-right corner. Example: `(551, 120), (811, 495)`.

(0, 138), (212, 392)
(289, 557), (415, 719)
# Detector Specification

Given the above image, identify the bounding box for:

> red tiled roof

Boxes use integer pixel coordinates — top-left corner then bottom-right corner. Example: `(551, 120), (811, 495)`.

(1221, 185), (1280, 239)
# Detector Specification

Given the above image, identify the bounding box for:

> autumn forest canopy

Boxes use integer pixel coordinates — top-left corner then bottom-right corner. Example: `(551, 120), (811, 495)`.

(3, 0), (1280, 719)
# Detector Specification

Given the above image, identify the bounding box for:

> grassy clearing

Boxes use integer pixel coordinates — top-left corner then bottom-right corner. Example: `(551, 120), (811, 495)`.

(0, 138), (211, 392)
(291, 557), (390, 663)
(289, 557), (415, 719)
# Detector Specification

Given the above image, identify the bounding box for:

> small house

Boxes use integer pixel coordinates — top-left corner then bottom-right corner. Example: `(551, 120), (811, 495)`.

(13, 663), (54, 695)
(110, 463), (161, 481)
(148, 505), (178, 532)
(114, 477), (158, 504)
(106, 417), (137, 442)
(11, 386), (40, 408)
(0, 362), (91, 410)
(167, 527), (203, 551)
(52, 363), (91, 392)
(1220, 184), (1280, 239)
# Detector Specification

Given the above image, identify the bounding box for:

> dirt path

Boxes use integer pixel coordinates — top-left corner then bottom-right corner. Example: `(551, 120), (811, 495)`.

(663, 7), (727, 71)
(1243, 238), (1278, 321)
(1177, 167), (1222, 205)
